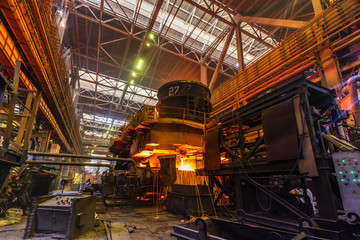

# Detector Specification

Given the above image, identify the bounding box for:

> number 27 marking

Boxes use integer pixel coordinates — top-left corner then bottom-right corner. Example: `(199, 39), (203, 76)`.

(169, 86), (179, 96)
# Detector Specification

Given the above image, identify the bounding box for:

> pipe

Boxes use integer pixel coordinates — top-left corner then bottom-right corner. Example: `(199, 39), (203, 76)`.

(25, 160), (111, 168)
(27, 151), (136, 165)
(348, 75), (360, 127)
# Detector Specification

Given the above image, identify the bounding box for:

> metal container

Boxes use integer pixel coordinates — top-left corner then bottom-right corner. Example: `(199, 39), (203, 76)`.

(157, 80), (212, 123)
(24, 194), (96, 239)
(157, 80), (210, 101)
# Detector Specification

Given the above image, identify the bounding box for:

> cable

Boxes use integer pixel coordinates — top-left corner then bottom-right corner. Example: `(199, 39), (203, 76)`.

(256, 187), (272, 212)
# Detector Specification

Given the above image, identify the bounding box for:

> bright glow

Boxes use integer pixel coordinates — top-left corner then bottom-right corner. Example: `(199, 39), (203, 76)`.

(152, 149), (177, 154)
(133, 150), (153, 158)
(351, 171), (355, 174)
(146, 43), (150, 47)
(130, 79), (135, 85)
(178, 164), (194, 171)
(139, 163), (147, 167)
(146, 143), (159, 147)
(132, 72), (137, 77)
(178, 157), (195, 171)
(341, 179), (345, 182)
(135, 59), (144, 70)
(149, 33), (154, 39)
(60, 20), (66, 28)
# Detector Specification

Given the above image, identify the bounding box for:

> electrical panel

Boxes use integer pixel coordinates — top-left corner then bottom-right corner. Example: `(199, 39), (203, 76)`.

(332, 151), (360, 219)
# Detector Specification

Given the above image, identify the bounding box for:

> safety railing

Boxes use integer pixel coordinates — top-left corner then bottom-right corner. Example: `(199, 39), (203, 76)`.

(127, 104), (210, 129)
(211, 0), (360, 116)
(156, 105), (210, 125)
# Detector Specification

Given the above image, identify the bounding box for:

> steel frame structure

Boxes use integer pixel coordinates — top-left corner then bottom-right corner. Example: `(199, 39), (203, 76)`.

(57, 0), (313, 148)
(205, 76), (341, 220)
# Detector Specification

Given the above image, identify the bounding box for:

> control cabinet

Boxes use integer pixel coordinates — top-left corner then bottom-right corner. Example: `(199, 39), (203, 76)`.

(332, 151), (360, 218)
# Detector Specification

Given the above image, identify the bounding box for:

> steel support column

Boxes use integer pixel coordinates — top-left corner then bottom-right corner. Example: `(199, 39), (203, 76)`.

(317, 49), (342, 89)
(3, 60), (21, 149)
(39, 130), (52, 152)
(23, 91), (42, 152)
(209, 27), (235, 91)
(201, 62), (207, 85)
(235, 23), (245, 73)
(312, 0), (323, 16)
(15, 92), (33, 146)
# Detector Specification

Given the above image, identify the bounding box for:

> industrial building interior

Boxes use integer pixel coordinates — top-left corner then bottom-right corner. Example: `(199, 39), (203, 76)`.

(1, 0), (360, 239)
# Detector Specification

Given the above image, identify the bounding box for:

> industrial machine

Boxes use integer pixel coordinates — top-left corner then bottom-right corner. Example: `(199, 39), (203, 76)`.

(203, 75), (348, 220)
(105, 80), (212, 205)
(24, 194), (96, 239)
(170, 75), (360, 240)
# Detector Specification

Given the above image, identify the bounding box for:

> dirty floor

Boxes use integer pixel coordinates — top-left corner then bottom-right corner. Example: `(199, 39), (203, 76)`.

(0, 205), (186, 240)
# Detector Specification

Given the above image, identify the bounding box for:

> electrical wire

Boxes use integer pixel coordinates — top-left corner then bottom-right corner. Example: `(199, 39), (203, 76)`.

(225, 95), (308, 215)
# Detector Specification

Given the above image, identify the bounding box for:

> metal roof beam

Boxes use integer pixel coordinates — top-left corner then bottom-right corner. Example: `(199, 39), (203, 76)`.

(70, 9), (235, 76)
(182, 0), (234, 26)
(235, 15), (306, 29)
(209, 26), (235, 91)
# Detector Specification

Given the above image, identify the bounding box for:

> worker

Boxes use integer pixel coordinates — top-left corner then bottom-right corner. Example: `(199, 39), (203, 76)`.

(8, 174), (21, 195)
(2, 186), (18, 208)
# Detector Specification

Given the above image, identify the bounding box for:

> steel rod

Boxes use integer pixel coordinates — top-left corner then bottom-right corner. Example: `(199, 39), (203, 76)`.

(25, 160), (111, 167)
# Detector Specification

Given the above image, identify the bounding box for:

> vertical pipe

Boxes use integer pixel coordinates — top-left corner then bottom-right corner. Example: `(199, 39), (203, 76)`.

(348, 75), (360, 127)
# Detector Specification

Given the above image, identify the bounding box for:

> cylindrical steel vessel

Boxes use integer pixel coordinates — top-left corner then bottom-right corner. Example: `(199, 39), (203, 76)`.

(157, 80), (212, 123)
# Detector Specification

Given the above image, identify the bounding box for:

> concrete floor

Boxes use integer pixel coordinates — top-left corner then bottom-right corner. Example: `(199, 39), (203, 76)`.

(0, 205), (185, 240)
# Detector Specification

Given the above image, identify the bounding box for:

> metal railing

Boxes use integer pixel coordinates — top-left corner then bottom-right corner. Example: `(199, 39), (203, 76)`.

(126, 104), (211, 129)
(156, 105), (210, 125)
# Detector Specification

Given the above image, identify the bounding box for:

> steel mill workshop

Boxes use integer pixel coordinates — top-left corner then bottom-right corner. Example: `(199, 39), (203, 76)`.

(0, 0), (360, 239)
